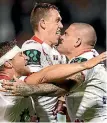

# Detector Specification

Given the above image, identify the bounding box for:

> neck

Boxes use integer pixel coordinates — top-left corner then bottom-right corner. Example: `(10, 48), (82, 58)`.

(34, 31), (53, 47)
(66, 46), (93, 60)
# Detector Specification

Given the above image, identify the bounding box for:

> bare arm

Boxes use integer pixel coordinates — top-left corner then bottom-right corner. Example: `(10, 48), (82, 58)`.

(1, 73), (83, 96)
(1, 52), (106, 96)
(26, 52), (106, 84)
(2, 80), (70, 96)
(24, 83), (69, 96)
(66, 72), (85, 84)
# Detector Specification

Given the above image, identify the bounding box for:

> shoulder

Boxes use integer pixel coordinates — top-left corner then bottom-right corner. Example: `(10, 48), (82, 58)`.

(69, 50), (98, 64)
(22, 40), (43, 59)
(22, 40), (42, 52)
(79, 49), (99, 60)
(21, 40), (43, 67)
(79, 52), (94, 60)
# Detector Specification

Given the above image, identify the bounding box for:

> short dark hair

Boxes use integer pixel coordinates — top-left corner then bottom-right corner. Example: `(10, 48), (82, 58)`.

(0, 40), (17, 71)
(0, 40), (17, 58)
(30, 2), (59, 31)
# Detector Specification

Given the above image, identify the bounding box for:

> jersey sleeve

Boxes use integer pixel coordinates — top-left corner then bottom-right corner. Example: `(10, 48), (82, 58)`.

(22, 40), (43, 72)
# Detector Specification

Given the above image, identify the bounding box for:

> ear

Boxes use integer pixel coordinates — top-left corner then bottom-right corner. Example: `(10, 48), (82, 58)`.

(4, 61), (13, 69)
(39, 18), (46, 30)
(74, 38), (82, 48)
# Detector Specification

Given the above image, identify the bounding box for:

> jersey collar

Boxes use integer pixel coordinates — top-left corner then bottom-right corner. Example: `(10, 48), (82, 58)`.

(31, 35), (43, 44)
(74, 49), (92, 58)
(68, 49), (92, 62)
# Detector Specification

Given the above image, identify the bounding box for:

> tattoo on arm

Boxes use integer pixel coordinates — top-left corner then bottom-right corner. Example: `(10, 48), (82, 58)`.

(67, 72), (85, 84)
(17, 83), (68, 96)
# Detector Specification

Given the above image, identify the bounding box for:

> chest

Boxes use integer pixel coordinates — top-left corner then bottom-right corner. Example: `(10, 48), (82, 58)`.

(40, 47), (62, 67)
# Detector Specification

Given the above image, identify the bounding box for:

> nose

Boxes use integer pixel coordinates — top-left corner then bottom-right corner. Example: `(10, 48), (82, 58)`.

(59, 21), (63, 29)
(22, 52), (29, 60)
(60, 35), (64, 41)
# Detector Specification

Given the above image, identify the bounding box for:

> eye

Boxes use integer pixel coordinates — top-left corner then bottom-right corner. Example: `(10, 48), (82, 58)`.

(19, 52), (23, 56)
(64, 32), (67, 36)
(56, 17), (61, 23)
(56, 19), (59, 23)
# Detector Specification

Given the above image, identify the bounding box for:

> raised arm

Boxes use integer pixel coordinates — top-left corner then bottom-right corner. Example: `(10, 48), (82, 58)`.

(25, 51), (107, 84)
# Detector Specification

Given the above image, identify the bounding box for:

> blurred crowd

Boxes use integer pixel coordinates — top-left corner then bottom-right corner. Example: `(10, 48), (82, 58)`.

(0, 0), (106, 52)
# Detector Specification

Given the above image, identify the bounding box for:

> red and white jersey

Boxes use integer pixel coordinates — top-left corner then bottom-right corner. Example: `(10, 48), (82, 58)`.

(0, 75), (36, 122)
(66, 49), (107, 122)
(22, 36), (66, 122)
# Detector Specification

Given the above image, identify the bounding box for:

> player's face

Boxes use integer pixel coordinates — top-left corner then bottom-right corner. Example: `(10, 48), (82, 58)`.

(11, 52), (30, 76)
(45, 9), (63, 45)
(57, 26), (77, 54)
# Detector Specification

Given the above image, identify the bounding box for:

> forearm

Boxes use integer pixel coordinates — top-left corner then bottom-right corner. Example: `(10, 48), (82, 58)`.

(26, 63), (86, 84)
(18, 83), (68, 96)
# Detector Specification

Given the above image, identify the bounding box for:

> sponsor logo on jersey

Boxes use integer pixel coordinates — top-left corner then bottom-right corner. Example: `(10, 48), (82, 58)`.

(53, 55), (58, 60)
(24, 49), (41, 65)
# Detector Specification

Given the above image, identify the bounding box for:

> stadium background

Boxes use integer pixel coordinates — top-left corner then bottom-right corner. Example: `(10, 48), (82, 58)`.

(0, 0), (106, 52)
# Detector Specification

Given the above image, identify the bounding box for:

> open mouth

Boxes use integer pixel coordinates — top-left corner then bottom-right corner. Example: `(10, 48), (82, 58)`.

(56, 29), (61, 35)
(25, 60), (28, 66)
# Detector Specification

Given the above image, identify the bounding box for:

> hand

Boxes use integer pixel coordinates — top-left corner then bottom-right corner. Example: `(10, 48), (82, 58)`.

(0, 80), (8, 92)
(1, 76), (28, 96)
(53, 100), (66, 116)
(82, 51), (107, 69)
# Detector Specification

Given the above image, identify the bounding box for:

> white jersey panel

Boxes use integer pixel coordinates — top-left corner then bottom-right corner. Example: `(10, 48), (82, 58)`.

(66, 49), (107, 122)
(0, 78), (36, 122)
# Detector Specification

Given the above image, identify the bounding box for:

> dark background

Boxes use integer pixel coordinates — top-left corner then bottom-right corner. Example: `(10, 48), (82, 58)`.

(0, 0), (106, 53)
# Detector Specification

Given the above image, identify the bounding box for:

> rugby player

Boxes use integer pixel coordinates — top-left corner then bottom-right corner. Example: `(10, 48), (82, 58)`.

(57, 23), (107, 122)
